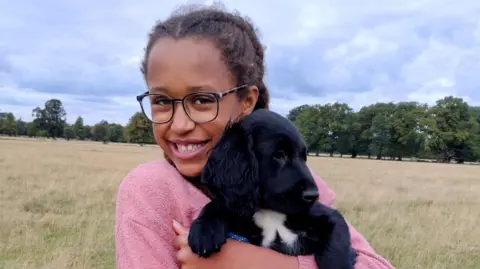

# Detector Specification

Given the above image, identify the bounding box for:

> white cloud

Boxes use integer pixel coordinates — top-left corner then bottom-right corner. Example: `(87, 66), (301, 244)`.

(0, 84), (139, 125)
(1, 0), (480, 125)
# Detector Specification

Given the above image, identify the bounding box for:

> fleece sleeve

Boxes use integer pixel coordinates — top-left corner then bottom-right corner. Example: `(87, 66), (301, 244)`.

(296, 170), (396, 269)
(115, 169), (180, 269)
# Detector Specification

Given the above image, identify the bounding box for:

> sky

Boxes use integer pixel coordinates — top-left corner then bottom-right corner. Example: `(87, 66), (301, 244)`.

(1, 0), (479, 125)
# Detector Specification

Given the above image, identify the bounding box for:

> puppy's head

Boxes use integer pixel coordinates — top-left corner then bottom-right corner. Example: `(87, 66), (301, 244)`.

(201, 109), (318, 217)
(243, 109), (319, 215)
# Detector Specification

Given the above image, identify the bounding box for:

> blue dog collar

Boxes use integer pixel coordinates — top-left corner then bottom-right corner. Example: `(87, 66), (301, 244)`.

(226, 232), (250, 243)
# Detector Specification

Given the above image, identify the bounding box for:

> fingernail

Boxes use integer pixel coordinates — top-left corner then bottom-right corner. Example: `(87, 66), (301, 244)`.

(172, 219), (181, 228)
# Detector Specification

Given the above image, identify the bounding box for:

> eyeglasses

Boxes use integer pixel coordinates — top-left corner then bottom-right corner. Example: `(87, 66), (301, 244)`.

(136, 85), (249, 124)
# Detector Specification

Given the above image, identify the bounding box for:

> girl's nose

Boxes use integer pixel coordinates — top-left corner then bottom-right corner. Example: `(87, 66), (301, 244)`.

(169, 103), (195, 133)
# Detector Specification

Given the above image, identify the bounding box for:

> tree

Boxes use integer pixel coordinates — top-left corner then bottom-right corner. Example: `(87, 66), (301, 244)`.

(124, 112), (155, 145)
(426, 96), (476, 163)
(365, 103), (396, 159)
(0, 112), (17, 135)
(91, 120), (111, 143)
(287, 104), (312, 123)
(344, 112), (363, 158)
(36, 130), (49, 138)
(31, 99), (67, 138)
(26, 122), (38, 137)
(355, 105), (377, 159)
(318, 103), (353, 157)
(470, 106), (480, 124)
(108, 123), (125, 143)
(72, 116), (86, 140)
(64, 125), (76, 140)
(16, 119), (28, 136)
(293, 105), (322, 155)
(84, 125), (93, 140)
(389, 102), (429, 160)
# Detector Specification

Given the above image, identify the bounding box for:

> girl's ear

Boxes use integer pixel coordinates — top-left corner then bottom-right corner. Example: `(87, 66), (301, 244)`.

(241, 86), (259, 115)
(201, 120), (260, 217)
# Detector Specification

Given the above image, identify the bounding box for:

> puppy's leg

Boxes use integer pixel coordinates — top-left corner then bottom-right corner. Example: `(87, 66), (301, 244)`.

(188, 201), (229, 258)
(309, 203), (356, 269)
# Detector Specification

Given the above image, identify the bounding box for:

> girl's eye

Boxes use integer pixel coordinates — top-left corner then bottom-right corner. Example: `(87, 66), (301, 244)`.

(153, 97), (171, 106)
(193, 96), (215, 105)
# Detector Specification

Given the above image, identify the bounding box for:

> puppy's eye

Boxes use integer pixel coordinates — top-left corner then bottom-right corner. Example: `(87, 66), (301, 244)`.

(272, 150), (286, 160)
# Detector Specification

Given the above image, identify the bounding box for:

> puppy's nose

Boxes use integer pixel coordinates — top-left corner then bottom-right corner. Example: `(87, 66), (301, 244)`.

(302, 189), (319, 203)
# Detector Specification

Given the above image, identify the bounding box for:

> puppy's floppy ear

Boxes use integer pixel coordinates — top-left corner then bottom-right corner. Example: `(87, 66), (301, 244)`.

(201, 120), (260, 217)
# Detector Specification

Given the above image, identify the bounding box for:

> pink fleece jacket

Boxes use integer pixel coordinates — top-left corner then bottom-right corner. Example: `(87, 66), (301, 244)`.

(115, 159), (396, 269)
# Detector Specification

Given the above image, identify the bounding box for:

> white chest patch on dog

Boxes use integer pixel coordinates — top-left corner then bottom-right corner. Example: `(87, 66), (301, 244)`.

(253, 209), (298, 248)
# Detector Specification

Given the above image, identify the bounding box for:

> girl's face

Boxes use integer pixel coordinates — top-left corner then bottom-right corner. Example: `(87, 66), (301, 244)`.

(145, 37), (259, 178)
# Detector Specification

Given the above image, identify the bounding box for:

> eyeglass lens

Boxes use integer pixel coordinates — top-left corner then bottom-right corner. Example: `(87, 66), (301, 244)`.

(141, 93), (219, 123)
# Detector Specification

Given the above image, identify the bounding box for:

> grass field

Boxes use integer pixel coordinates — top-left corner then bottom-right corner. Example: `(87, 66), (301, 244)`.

(1, 137), (479, 269)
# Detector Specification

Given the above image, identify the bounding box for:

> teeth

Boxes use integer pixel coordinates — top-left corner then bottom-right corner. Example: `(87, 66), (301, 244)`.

(177, 143), (204, 153)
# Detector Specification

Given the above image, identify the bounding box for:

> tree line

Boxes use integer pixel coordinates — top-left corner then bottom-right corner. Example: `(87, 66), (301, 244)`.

(1, 96), (479, 163)
(287, 96), (480, 163)
(0, 99), (155, 145)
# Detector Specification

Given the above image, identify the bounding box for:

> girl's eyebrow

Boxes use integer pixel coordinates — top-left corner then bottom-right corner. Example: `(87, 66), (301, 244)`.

(149, 86), (168, 94)
(149, 85), (217, 95)
(187, 85), (214, 92)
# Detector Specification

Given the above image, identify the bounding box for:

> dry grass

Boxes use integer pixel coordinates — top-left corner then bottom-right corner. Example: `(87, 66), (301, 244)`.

(0, 137), (479, 269)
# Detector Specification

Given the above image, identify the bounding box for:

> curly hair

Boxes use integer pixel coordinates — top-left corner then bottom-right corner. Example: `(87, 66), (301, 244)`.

(140, 3), (269, 110)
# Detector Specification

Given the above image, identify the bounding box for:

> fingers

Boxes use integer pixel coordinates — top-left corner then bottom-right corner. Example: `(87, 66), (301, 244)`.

(173, 220), (189, 250)
(172, 220), (200, 265)
(173, 220), (189, 235)
(173, 233), (188, 249)
(176, 245), (194, 262)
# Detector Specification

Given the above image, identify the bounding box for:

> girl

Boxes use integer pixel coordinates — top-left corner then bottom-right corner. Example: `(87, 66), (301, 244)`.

(115, 5), (396, 269)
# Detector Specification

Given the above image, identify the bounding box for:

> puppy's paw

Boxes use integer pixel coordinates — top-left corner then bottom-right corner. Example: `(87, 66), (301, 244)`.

(310, 204), (356, 269)
(307, 203), (335, 240)
(187, 216), (227, 258)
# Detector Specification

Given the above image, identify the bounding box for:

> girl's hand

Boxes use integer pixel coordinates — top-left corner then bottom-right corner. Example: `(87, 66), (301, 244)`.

(173, 220), (212, 269)
(172, 220), (299, 269)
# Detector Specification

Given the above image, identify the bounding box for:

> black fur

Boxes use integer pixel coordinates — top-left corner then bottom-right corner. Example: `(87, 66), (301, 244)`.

(188, 109), (357, 269)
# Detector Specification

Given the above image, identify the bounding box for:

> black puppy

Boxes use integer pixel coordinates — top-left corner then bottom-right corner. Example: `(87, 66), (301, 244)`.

(188, 109), (357, 269)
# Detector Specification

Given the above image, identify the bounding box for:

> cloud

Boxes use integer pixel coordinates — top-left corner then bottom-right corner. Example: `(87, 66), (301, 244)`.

(1, 0), (479, 125)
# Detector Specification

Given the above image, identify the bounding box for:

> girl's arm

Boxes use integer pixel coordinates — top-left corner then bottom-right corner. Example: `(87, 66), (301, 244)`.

(173, 221), (300, 269)
(115, 167), (181, 269)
